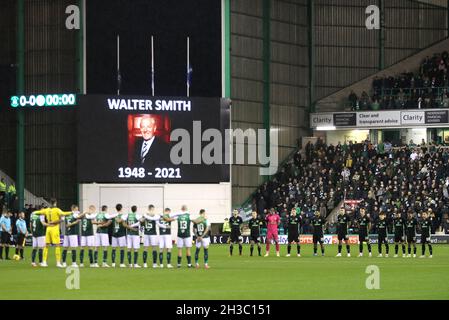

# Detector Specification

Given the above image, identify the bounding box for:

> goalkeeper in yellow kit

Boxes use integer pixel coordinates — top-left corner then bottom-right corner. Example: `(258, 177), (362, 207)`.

(33, 198), (74, 268)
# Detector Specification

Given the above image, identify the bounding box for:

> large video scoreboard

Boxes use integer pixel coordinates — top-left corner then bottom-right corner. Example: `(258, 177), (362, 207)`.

(77, 95), (230, 184)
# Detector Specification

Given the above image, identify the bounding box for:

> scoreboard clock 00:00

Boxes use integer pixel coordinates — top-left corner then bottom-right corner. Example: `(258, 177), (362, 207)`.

(10, 94), (77, 108)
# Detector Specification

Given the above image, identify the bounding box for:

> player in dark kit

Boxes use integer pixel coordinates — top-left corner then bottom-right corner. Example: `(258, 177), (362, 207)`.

(247, 211), (262, 257)
(357, 207), (372, 257)
(376, 212), (389, 257)
(311, 211), (326, 256)
(286, 208), (302, 257)
(229, 210), (243, 256)
(419, 211), (433, 258)
(336, 208), (351, 257)
(393, 211), (406, 258)
(405, 210), (418, 258)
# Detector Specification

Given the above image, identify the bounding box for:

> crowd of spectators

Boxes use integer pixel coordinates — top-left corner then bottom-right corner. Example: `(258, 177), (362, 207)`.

(0, 175), (48, 246)
(251, 138), (449, 235)
(347, 51), (449, 111)
(0, 177), (16, 212)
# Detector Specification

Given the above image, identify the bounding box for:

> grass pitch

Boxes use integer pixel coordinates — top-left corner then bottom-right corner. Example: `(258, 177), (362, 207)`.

(1, 244), (448, 300)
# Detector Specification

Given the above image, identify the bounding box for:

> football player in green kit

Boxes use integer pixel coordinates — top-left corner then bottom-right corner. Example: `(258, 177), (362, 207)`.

(166, 205), (204, 268)
(123, 205), (142, 268)
(94, 205), (113, 267)
(193, 209), (211, 269)
(158, 208), (174, 268)
(79, 205), (98, 267)
(141, 206), (176, 268)
(62, 205), (81, 268)
(141, 205), (160, 268)
(111, 204), (127, 268)
(30, 211), (49, 267)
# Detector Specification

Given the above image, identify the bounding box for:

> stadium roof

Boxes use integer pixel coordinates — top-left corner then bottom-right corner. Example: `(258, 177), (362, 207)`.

(416, 0), (447, 7)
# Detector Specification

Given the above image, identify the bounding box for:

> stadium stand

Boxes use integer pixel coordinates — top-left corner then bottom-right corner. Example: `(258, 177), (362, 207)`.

(347, 51), (449, 111)
(0, 169), (49, 243)
(252, 139), (449, 235)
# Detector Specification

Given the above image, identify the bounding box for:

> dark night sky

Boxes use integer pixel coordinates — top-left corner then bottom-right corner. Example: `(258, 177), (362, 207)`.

(86, 0), (222, 97)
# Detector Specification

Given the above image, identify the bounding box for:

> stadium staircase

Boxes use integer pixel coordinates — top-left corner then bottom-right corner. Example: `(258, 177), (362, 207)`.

(0, 168), (49, 208)
(315, 37), (449, 112)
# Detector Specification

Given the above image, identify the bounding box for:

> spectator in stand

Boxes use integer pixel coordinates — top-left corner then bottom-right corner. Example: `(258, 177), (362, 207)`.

(7, 183), (16, 210)
(410, 149), (418, 161)
(360, 91), (371, 110)
(442, 205), (449, 234)
(222, 218), (231, 234)
(384, 141), (392, 154)
(348, 51), (449, 110)
(371, 98), (380, 110)
(377, 141), (385, 155)
(348, 90), (358, 111)
(0, 178), (6, 209)
(11, 212), (18, 246)
(341, 167), (351, 182)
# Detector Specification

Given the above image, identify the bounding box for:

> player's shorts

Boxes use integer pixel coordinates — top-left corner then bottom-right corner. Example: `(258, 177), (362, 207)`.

(63, 235), (79, 248)
(0, 232), (8, 245)
(249, 235), (260, 243)
(17, 233), (26, 246)
(313, 234), (324, 244)
(143, 235), (159, 247)
(378, 234), (388, 244)
(266, 231), (279, 242)
(406, 234), (416, 243)
(230, 231), (241, 243)
(112, 236), (127, 248)
(81, 235), (95, 247)
(421, 234), (431, 244)
(195, 237), (210, 248)
(45, 227), (60, 245)
(159, 235), (173, 249)
(358, 233), (368, 243)
(127, 235), (140, 249)
(95, 233), (110, 247)
(337, 232), (349, 241)
(177, 236), (192, 248)
(32, 236), (46, 248)
(394, 234), (405, 242)
(288, 232), (300, 243)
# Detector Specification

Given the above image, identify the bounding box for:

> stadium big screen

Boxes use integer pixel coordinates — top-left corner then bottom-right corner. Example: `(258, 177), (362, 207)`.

(77, 95), (230, 183)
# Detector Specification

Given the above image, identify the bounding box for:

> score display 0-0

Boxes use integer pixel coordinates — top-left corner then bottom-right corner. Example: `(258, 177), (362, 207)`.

(10, 94), (76, 108)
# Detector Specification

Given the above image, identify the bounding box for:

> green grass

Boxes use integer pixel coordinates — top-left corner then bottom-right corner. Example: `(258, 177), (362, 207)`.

(1, 244), (449, 300)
